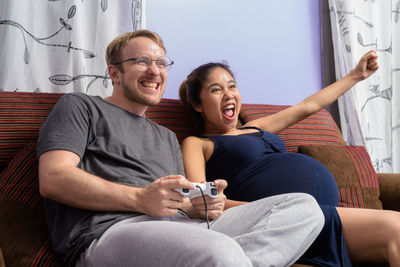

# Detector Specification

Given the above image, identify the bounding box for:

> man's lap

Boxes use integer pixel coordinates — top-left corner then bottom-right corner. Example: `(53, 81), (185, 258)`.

(76, 193), (322, 267)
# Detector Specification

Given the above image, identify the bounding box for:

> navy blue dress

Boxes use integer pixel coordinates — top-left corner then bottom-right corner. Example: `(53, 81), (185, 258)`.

(204, 127), (352, 266)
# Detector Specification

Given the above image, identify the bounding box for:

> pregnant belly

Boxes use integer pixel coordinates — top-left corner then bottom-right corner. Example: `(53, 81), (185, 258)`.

(225, 152), (339, 206)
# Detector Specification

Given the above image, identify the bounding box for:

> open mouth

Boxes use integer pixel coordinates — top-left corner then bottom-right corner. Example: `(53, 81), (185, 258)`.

(140, 80), (159, 90)
(222, 104), (235, 119)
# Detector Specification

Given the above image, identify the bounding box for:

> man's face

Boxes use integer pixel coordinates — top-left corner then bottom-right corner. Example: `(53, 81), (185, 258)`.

(117, 37), (167, 106)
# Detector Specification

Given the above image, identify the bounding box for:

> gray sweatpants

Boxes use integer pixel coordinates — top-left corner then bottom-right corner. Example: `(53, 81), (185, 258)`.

(76, 193), (324, 267)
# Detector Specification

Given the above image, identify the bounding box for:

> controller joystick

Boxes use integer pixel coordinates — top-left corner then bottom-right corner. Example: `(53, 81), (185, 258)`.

(175, 182), (218, 199)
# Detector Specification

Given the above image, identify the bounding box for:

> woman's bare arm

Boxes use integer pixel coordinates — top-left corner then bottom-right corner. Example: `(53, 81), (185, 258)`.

(181, 137), (248, 211)
(181, 136), (208, 183)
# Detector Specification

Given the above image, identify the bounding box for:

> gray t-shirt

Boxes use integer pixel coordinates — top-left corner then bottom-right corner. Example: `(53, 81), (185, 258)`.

(37, 92), (184, 266)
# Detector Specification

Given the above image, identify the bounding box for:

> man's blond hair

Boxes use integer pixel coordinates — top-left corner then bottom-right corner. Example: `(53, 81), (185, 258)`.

(106, 30), (165, 66)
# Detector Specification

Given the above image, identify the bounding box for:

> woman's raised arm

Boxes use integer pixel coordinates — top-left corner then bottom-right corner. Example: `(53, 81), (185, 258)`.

(245, 50), (378, 134)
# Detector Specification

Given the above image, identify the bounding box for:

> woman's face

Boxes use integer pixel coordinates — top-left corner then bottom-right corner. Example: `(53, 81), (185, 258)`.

(194, 67), (242, 133)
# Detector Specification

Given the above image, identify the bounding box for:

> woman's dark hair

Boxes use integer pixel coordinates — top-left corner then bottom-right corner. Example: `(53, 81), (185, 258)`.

(179, 62), (235, 133)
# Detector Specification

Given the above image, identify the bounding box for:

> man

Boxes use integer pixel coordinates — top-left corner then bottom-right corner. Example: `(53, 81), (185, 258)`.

(37, 30), (324, 267)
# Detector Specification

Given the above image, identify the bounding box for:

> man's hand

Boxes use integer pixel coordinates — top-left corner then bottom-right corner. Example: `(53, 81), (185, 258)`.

(135, 175), (194, 217)
(190, 179), (227, 220)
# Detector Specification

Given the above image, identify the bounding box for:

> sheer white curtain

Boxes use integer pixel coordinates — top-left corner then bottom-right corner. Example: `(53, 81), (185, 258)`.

(0, 0), (146, 97)
(328, 0), (399, 173)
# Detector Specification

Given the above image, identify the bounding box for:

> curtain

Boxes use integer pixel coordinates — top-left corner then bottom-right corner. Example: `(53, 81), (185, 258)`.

(0, 0), (146, 97)
(328, 0), (399, 173)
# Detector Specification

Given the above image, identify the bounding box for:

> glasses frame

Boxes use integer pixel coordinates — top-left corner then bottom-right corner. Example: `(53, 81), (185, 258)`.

(112, 55), (174, 71)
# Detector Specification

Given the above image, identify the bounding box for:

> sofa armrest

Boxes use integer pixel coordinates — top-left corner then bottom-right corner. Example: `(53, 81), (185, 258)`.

(377, 173), (400, 211)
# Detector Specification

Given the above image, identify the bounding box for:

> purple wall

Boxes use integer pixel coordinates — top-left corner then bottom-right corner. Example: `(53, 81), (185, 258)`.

(146, 1), (322, 105)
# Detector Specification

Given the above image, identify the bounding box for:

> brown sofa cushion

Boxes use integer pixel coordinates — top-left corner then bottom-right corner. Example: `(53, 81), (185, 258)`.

(0, 142), (62, 267)
(298, 145), (382, 209)
(376, 173), (400, 211)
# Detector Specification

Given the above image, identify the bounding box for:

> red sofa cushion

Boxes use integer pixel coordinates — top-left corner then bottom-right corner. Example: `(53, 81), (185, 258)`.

(145, 98), (197, 143)
(0, 92), (63, 170)
(239, 104), (345, 152)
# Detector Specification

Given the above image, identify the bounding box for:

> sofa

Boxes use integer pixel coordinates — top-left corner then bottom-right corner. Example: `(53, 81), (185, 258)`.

(0, 91), (399, 267)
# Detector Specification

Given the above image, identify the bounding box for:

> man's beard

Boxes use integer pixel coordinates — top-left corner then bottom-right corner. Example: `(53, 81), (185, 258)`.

(121, 78), (162, 106)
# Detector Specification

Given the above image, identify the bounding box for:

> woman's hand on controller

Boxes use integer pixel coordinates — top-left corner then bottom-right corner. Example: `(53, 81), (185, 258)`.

(191, 179), (227, 220)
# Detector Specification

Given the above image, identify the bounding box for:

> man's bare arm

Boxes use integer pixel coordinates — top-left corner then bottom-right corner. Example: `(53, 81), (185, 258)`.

(39, 150), (194, 216)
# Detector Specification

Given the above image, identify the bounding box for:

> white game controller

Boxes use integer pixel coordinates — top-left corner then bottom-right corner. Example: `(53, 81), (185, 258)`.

(175, 182), (218, 199)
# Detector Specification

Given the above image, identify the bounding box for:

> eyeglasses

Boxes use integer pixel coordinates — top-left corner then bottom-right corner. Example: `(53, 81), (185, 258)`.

(112, 55), (174, 71)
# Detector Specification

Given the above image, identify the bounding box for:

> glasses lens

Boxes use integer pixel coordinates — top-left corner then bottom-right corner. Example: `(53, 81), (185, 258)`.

(159, 56), (174, 71)
(157, 57), (169, 69)
(134, 55), (173, 71)
(135, 55), (152, 70)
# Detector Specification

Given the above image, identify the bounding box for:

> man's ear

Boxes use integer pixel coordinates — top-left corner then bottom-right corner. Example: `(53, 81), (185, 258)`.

(192, 102), (203, 113)
(108, 65), (120, 85)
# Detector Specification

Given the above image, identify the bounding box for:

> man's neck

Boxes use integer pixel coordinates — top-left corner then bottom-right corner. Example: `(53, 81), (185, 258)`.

(104, 95), (148, 116)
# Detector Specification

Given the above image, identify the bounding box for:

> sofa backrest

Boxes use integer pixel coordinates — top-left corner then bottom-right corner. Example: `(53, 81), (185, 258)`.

(239, 104), (345, 152)
(0, 91), (345, 170)
(0, 92), (64, 171)
(146, 101), (346, 152)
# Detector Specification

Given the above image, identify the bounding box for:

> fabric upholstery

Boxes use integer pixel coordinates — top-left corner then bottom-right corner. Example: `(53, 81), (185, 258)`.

(0, 248), (5, 267)
(0, 92), (63, 171)
(145, 98), (197, 144)
(0, 93), (344, 157)
(0, 142), (62, 267)
(297, 145), (382, 209)
(377, 173), (400, 211)
(239, 104), (345, 152)
(0, 143), (41, 208)
(0, 94), (193, 157)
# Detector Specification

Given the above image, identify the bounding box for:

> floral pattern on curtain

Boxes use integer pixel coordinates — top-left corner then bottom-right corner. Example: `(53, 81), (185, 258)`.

(0, 0), (146, 97)
(328, 0), (399, 173)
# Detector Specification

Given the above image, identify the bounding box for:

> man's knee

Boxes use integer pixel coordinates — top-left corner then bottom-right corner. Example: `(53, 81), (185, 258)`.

(293, 193), (323, 215)
(287, 193), (325, 230)
(197, 235), (252, 267)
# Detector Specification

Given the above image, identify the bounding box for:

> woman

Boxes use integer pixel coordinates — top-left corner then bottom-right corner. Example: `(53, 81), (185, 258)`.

(179, 50), (400, 266)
